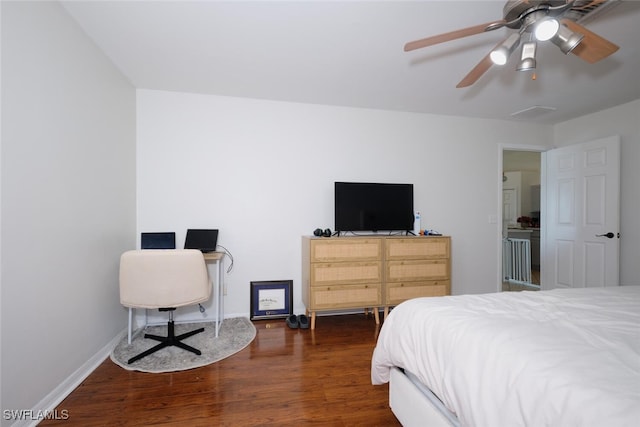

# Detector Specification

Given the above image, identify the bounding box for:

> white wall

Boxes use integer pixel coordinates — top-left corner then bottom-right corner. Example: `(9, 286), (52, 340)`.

(0, 2), (136, 423)
(0, 2), (634, 420)
(137, 89), (553, 318)
(553, 99), (640, 286)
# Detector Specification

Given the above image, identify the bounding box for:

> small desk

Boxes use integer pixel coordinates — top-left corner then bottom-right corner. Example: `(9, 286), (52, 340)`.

(203, 251), (225, 337)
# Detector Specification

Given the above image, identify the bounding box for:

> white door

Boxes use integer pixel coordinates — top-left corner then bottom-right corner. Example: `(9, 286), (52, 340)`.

(543, 135), (620, 290)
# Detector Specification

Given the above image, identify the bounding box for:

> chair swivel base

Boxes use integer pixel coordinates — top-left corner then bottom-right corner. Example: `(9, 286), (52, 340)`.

(128, 320), (205, 364)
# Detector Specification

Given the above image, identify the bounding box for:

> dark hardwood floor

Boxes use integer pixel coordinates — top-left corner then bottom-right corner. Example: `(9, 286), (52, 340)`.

(40, 313), (400, 426)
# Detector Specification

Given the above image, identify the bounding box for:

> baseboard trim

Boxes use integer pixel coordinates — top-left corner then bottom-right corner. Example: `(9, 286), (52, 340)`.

(9, 330), (125, 427)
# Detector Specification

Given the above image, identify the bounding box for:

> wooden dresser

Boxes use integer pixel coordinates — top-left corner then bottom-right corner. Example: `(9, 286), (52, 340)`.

(384, 237), (451, 317)
(301, 235), (451, 329)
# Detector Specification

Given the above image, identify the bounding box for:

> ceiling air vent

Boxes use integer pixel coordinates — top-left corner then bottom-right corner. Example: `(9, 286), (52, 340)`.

(510, 105), (557, 119)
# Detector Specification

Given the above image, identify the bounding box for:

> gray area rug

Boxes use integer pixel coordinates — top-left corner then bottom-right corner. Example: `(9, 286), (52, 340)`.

(110, 317), (256, 373)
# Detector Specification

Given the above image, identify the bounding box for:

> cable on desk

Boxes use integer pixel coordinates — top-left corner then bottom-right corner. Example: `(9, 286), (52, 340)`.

(216, 244), (234, 273)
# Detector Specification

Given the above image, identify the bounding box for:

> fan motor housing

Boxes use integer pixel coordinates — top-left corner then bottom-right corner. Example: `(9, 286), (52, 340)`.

(503, 0), (567, 27)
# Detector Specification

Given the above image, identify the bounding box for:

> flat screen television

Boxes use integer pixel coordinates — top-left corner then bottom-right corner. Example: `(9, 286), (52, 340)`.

(334, 182), (414, 233)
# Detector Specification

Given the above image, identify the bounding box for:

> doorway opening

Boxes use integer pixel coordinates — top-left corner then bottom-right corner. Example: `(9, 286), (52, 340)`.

(501, 149), (542, 292)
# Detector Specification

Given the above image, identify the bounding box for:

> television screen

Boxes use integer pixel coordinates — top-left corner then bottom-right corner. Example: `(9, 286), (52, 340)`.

(334, 182), (414, 233)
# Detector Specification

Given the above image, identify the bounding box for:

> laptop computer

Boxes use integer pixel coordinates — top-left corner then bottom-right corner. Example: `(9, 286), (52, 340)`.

(141, 232), (176, 249)
(184, 229), (219, 253)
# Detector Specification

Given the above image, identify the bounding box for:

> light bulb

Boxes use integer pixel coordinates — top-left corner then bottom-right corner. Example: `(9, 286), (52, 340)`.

(490, 33), (521, 66)
(490, 50), (508, 65)
(534, 18), (559, 41)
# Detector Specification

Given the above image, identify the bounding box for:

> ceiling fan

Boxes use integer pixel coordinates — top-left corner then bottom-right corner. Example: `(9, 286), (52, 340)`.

(404, 0), (620, 88)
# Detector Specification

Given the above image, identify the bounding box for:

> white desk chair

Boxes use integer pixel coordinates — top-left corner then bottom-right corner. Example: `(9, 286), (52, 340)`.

(119, 249), (211, 364)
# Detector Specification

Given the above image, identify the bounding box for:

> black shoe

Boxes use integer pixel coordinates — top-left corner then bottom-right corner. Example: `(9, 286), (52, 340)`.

(298, 314), (310, 329)
(286, 314), (299, 328)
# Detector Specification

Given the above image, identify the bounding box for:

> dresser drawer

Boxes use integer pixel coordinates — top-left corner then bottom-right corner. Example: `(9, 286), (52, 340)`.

(309, 283), (381, 309)
(387, 259), (449, 282)
(310, 238), (382, 262)
(386, 237), (450, 260)
(310, 261), (382, 286)
(386, 280), (449, 305)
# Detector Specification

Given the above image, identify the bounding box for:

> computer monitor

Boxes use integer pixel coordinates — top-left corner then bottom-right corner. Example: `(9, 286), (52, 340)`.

(141, 232), (176, 249)
(184, 229), (219, 253)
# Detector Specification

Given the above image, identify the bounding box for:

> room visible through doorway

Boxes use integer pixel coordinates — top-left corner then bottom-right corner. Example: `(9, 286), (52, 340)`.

(502, 150), (541, 292)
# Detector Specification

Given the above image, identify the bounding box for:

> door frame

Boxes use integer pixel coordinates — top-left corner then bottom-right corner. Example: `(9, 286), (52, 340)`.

(497, 143), (547, 291)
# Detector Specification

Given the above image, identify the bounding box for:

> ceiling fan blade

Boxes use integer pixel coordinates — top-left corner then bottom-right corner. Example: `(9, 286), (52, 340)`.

(570, 0), (607, 12)
(456, 38), (507, 88)
(561, 19), (619, 63)
(404, 20), (506, 52)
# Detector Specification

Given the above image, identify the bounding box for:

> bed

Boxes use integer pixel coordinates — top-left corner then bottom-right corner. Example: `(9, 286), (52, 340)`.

(371, 286), (640, 427)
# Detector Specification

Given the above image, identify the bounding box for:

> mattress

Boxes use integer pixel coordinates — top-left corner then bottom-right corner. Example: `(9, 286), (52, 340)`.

(372, 286), (640, 427)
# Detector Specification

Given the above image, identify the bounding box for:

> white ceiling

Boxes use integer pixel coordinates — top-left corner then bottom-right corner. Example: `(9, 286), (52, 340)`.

(61, 0), (640, 125)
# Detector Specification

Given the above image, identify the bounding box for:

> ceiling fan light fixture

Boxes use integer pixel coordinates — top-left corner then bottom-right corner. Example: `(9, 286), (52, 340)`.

(490, 50), (508, 66)
(534, 18), (559, 41)
(490, 33), (521, 65)
(551, 24), (585, 54)
(517, 41), (537, 71)
(518, 57), (537, 71)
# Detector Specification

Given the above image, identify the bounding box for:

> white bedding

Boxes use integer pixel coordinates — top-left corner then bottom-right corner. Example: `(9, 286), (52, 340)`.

(372, 286), (640, 427)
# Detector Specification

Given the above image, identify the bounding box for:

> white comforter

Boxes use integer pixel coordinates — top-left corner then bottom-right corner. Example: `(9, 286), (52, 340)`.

(372, 286), (640, 427)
